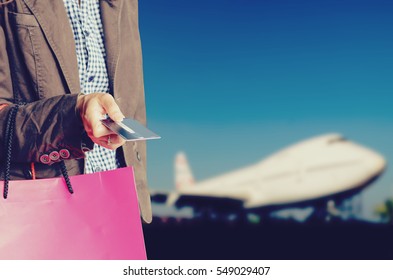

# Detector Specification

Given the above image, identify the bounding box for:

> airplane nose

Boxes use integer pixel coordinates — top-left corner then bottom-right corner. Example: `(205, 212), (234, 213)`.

(366, 151), (386, 176)
(349, 140), (386, 177)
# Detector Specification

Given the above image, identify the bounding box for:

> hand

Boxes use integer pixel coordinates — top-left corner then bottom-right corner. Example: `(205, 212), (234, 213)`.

(76, 93), (126, 150)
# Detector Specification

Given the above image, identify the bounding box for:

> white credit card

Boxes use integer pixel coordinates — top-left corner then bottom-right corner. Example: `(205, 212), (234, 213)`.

(101, 118), (161, 141)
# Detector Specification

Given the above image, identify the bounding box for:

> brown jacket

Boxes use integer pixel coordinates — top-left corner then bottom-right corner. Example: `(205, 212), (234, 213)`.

(0, 0), (152, 223)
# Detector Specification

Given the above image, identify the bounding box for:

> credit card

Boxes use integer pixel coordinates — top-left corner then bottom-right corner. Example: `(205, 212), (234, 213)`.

(101, 118), (161, 141)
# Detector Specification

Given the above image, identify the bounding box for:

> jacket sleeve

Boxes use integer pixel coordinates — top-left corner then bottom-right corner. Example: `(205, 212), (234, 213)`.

(0, 9), (93, 164)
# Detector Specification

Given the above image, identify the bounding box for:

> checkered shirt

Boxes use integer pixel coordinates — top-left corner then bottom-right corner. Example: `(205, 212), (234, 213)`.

(63, 0), (120, 173)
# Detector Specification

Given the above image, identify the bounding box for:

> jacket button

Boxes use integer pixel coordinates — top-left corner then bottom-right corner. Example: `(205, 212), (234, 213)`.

(81, 142), (91, 152)
(39, 154), (51, 165)
(59, 149), (71, 159)
(82, 146), (90, 152)
(49, 151), (60, 161)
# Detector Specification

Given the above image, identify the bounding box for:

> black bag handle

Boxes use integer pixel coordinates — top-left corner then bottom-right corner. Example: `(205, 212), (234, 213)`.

(3, 104), (19, 198)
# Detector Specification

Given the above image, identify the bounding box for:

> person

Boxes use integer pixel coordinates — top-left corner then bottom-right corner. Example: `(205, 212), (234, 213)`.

(0, 0), (152, 223)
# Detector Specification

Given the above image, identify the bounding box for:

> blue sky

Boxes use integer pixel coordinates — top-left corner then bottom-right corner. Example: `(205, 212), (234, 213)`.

(139, 0), (393, 220)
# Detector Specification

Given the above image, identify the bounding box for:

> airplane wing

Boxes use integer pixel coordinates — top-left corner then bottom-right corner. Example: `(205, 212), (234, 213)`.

(175, 195), (244, 210)
(150, 190), (244, 212)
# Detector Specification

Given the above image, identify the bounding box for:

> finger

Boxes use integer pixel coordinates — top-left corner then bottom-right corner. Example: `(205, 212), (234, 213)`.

(84, 104), (112, 138)
(108, 134), (126, 145)
(94, 134), (126, 150)
(91, 137), (115, 150)
(90, 121), (111, 138)
(100, 94), (125, 122)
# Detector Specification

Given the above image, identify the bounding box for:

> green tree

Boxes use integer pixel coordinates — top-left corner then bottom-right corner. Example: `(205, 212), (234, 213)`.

(374, 198), (393, 224)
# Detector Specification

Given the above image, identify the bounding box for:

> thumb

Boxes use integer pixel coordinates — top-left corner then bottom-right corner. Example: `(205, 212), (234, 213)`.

(100, 94), (125, 122)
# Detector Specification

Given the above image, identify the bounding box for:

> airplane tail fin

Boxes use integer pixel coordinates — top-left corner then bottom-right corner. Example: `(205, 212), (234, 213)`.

(175, 152), (195, 190)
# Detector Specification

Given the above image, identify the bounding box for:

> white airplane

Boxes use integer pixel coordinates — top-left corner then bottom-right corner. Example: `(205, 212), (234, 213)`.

(151, 134), (386, 218)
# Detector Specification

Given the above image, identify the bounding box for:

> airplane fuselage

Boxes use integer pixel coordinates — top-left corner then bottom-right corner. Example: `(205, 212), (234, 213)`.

(175, 134), (386, 209)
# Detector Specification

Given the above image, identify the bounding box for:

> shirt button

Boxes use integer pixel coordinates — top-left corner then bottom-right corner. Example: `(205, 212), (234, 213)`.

(94, 166), (103, 172)
(88, 76), (95, 82)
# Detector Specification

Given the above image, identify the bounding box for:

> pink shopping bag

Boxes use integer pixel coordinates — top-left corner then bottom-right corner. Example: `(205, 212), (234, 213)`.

(0, 167), (146, 260)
